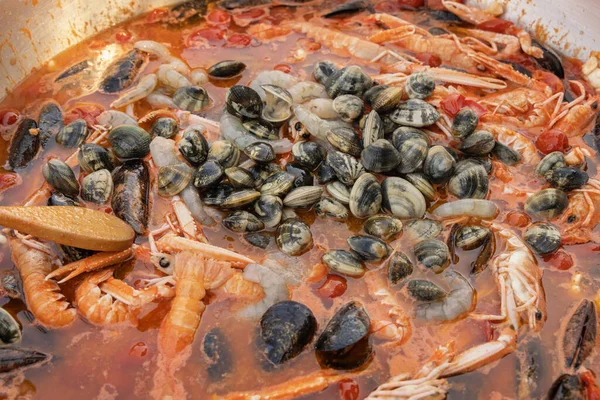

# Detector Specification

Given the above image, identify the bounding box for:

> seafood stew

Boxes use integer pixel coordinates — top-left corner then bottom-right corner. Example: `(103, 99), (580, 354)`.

(0, 0), (599, 398)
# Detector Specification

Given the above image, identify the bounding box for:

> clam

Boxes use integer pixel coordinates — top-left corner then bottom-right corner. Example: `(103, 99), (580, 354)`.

(208, 60), (246, 79)
(7, 119), (40, 170)
(108, 125), (151, 159)
(405, 72), (435, 99)
(407, 280), (446, 301)
(545, 167), (589, 191)
(535, 151), (566, 177)
(525, 188), (568, 219)
(364, 215), (403, 241)
(244, 142), (276, 164)
(361, 110), (383, 148)
(364, 84), (389, 107)
(276, 218), (313, 256)
(42, 159), (79, 197)
(150, 117), (178, 139)
(48, 192), (79, 207)
(38, 102), (63, 146)
(56, 119), (88, 148)
(327, 127), (362, 157)
(283, 186), (323, 208)
(455, 225), (490, 250)
(262, 84), (293, 125)
(326, 151), (364, 186)
(250, 162), (282, 187)
(226, 85), (262, 119)
(404, 219), (442, 241)
(244, 232), (271, 249)
(448, 162), (489, 199)
(178, 125), (209, 166)
(405, 173), (435, 201)
(259, 301), (317, 366)
(112, 160), (149, 235)
(391, 127), (429, 174)
(492, 142), (521, 166)
(203, 328), (233, 381)
(81, 169), (113, 204)
(524, 222), (561, 255)
(292, 141), (326, 170)
(0, 308), (21, 345)
(243, 119), (279, 140)
(327, 181), (351, 205)
(225, 167), (255, 188)
(314, 60), (339, 86)
(459, 130), (495, 155)
(193, 160), (224, 189)
(158, 164), (192, 197)
(349, 173), (382, 218)
(286, 163), (314, 188)
(201, 184), (234, 207)
(325, 65), (373, 98)
(78, 143), (115, 173)
(423, 145), (455, 183)
(261, 171), (296, 197)
(315, 301), (372, 370)
(390, 99), (439, 127)
(370, 86), (403, 114)
(221, 189), (261, 209)
(322, 250), (365, 277)
(414, 239), (450, 273)
(208, 140), (240, 168)
(332, 95), (364, 122)
(388, 252), (413, 285)
(254, 195), (284, 228)
(381, 177), (426, 219)
(173, 86), (210, 113)
(361, 139), (401, 173)
(315, 197), (349, 221)
(317, 162), (337, 184)
(222, 211), (264, 233)
(451, 108), (478, 138)
(347, 235), (390, 262)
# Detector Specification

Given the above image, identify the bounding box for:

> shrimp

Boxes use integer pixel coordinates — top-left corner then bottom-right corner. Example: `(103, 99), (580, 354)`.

(134, 40), (190, 75)
(220, 112), (293, 154)
(190, 69), (208, 86)
(172, 196), (207, 242)
(288, 81), (329, 104)
(156, 64), (192, 90)
(303, 98), (339, 119)
(364, 272), (411, 346)
(8, 233), (76, 328)
(483, 124), (541, 164)
(155, 234), (255, 267)
(146, 92), (177, 109)
(215, 270), (265, 301)
(453, 28), (521, 58)
(292, 104), (350, 141)
(96, 110), (138, 127)
(250, 70), (299, 100)
(553, 97), (599, 137)
(237, 262), (289, 319)
(413, 270), (474, 322)
(555, 179), (600, 244)
(582, 55), (600, 94)
(473, 224), (546, 331)
(45, 248), (134, 283)
(110, 73), (158, 109)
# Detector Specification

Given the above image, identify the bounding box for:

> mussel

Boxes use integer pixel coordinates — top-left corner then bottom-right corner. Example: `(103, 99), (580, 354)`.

(388, 252), (413, 285)
(0, 347), (49, 373)
(347, 235), (390, 262)
(178, 125), (209, 166)
(203, 328), (233, 382)
(208, 60), (247, 79)
(81, 169), (113, 204)
(108, 125), (151, 159)
(259, 301), (317, 366)
(112, 160), (149, 235)
(560, 299), (597, 370)
(222, 211), (264, 233)
(173, 86), (210, 113)
(349, 173), (382, 218)
(389, 99), (440, 127)
(0, 308), (21, 345)
(414, 239), (450, 273)
(38, 102), (63, 146)
(363, 215), (403, 241)
(381, 177), (426, 219)
(43, 159), (79, 197)
(99, 49), (147, 93)
(276, 218), (313, 256)
(315, 302), (372, 370)
(7, 119), (40, 170)
(548, 374), (584, 400)
(407, 280), (446, 301)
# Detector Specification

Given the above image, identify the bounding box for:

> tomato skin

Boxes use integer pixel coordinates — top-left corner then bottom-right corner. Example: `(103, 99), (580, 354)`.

(187, 28), (226, 47)
(533, 70), (564, 94)
(476, 18), (514, 33)
(581, 371), (600, 400)
(544, 249), (573, 270)
(535, 129), (569, 154)
(236, 8), (265, 19)
(0, 173), (19, 193)
(414, 52), (442, 67)
(225, 33), (252, 48)
(440, 94), (487, 118)
(506, 211), (531, 228)
(398, 0), (425, 8)
(206, 9), (231, 26)
(0, 109), (20, 127)
(274, 64), (292, 73)
(129, 342), (148, 358)
(115, 30), (132, 44)
(339, 379), (360, 400)
(64, 103), (104, 127)
(317, 274), (347, 299)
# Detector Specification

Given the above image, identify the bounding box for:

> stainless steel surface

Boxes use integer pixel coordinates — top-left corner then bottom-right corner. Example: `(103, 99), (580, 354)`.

(0, 0), (598, 100)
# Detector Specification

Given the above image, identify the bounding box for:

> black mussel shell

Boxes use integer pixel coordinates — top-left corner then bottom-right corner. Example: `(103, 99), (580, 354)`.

(112, 160), (149, 235)
(7, 119), (40, 170)
(99, 49), (147, 93)
(561, 299), (597, 370)
(548, 374), (584, 400)
(0, 347), (48, 373)
(203, 328), (233, 381)
(533, 40), (564, 79)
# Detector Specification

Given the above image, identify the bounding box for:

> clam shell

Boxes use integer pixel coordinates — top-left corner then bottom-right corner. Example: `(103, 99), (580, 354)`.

(326, 181), (351, 205)
(222, 210), (264, 233)
(178, 125), (209, 167)
(381, 177), (426, 219)
(423, 145), (455, 184)
(451, 108), (478, 138)
(326, 151), (364, 186)
(370, 86), (403, 114)
(363, 215), (403, 241)
(325, 65), (373, 98)
(347, 235), (390, 262)
(173, 86), (210, 113)
(545, 167), (589, 191)
(535, 151), (566, 177)
(292, 141), (327, 171)
(389, 99), (440, 127)
(414, 239), (450, 273)
(255, 195), (283, 228)
(78, 143), (115, 173)
(361, 139), (401, 173)
(208, 140), (240, 168)
(260, 172), (296, 197)
(525, 188), (568, 219)
(193, 160), (224, 189)
(276, 218), (313, 256)
(226, 85), (262, 119)
(108, 125), (151, 159)
(158, 163), (192, 197)
(349, 173), (382, 218)
(208, 60), (246, 79)
(283, 186), (324, 208)
(244, 142), (276, 164)
(327, 127), (363, 157)
(81, 169), (113, 204)
(388, 252), (413, 285)
(407, 280), (446, 301)
(322, 250), (365, 277)
(448, 162), (489, 199)
(405, 72), (435, 99)
(57, 119), (88, 148)
(361, 110), (383, 148)
(225, 167), (256, 188)
(315, 197), (349, 221)
(42, 159), (79, 197)
(524, 222), (561, 255)
(221, 189), (261, 209)
(314, 60), (339, 85)
(459, 130), (495, 155)
(405, 173), (435, 201)
(332, 94), (364, 122)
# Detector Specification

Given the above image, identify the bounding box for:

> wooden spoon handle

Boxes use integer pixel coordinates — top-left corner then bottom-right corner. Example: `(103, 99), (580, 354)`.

(0, 206), (135, 251)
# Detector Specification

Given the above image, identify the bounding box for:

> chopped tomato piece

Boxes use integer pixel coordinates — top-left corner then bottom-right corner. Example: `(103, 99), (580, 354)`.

(476, 18), (514, 33)
(0, 109), (20, 128)
(533, 70), (564, 94)
(414, 52), (442, 67)
(235, 8), (265, 19)
(440, 94), (487, 118)
(206, 9), (231, 26)
(115, 30), (132, 44)
(146, 8), (168, 23)
(0, 173), (20, 193)
(505, 211), (530, 228)
(427, 0), (463, 10)
(129, 342), (148, 357)
(317, 274), (347, 299)
(339, 379), (360, 400)
(535, 129), (569, 154)
(274, 64), (292, 73)
(64, 103), (104, 127)
(544, 249), (573, 270)
(581, 371), (600, 400)
(398, 0), (425, 8)
(225, 33), (252, 48)
(187, 28), (226, 47)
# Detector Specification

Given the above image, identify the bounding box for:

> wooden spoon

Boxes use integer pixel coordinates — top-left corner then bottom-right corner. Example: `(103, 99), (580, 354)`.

(0, 206), (135, 251)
